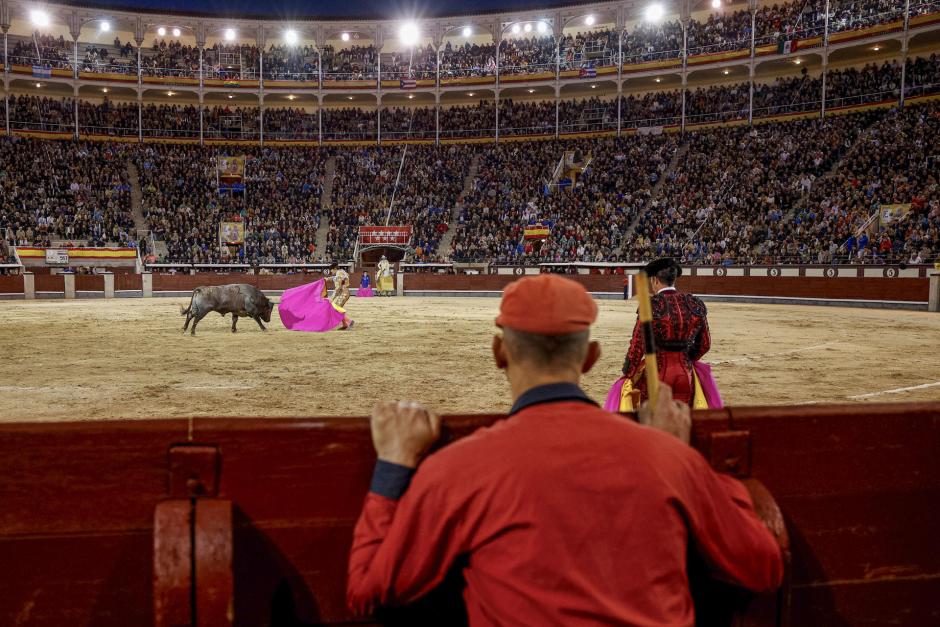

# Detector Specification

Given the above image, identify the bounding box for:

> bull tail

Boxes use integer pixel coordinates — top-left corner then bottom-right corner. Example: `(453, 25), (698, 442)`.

(180, 289), (197, 316)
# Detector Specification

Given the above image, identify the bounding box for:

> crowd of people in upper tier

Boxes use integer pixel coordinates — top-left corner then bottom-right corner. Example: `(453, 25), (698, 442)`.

(5, 55), (932, 139)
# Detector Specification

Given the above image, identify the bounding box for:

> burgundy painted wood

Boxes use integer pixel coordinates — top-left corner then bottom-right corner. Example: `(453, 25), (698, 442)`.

(0, 405), (936, 626)
(154, 499), (193, 627)
(115, 272), (143, 290)
(75, 275), (105, 291)
(0, 275), (23, 293)
(33, 273), (64, 292)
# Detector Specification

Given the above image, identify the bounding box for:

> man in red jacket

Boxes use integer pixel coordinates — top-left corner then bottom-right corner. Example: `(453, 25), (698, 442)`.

(623, 257), (710, 405)
(347, 274), (783, 625)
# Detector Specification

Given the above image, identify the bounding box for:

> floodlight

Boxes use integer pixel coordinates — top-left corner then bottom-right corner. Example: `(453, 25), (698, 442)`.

(341, 32), (350, 41)
(511, 24), (521, 34)
(100, 21), (111, 32)
(462, 26), (472, 37)
(157, 26), (166, 36)
(284, 29), (298, 45)
(712, 0), (721, 8)
(537, 21), (548, 33)
(644, 4), (665, 22)
(225, 28), (236, 41)
(399, 22), (420, 46)
(172, 28), (181, 37)
(30, 9), (50, 27)
(524, 23), (532, 33)
(585, 15), (596, 26)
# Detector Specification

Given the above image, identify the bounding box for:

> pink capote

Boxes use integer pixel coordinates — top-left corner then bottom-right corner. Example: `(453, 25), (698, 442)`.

(356, 287), (374, 297)
(692, 361), (724, 409)
(603, 361), (724, 411)
(278, 279), (346, 332)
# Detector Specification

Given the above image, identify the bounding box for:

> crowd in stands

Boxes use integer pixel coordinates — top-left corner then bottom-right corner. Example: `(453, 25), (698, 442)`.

(383, 44), (437, 79)
(439, 41), (496, 78)
(135, 144), (325, 263)
(450, 135), (678, 263)
(141, 39), (199, 77)
(8, 34), (71, 68)
(204, 43), (260, 79)
(321, 45), (378, 80)
(380, 107), (436, 139)
(263, 44), (318, 80)
(78, 99), (138, 136)
(327, 145), (473, 260)
(439, 101), (497, 138)
(0, 138), (134, 248)
(498, 35), (557, 74)
(826, 60), (902, 107)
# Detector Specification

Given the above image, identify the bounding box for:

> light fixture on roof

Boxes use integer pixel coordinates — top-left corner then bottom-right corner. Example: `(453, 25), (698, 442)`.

(468, 92), (475, 96)
(722, 68), (730, 75)
(287, 94), (296, 100)
(173, 27), (181, 37)
(527, 88), (535, 93)
(102, 87), (109, 93)
(585, 15), (596, 26)
(872, 45), (881, 51)
(399, 22), (420, 46)
(347, 95), (354, 100)
(157, 26), (166, 37)
(591, 84), (597, 88)
(462, 26), (472, 37)
(341, 32), (350, 42)
(511, 24), (521, 34)
(794, 58), (802, 65)
(524, 23), (532, 33)
(100, 21), (111, 32)
(227, 94), (234, 99)
(30, 9), (50, 27)
(284, 29), (298, 45)
(225, 28), (236, 41)
(35, 82), (42, 88)
(654, 77), (662, 83)
(167, 90), (175, 96)
(712, 0), (722, 8)
(644, 3), (665, 23)
(537, 21), (548, 33)
(408, 94), (414, 99)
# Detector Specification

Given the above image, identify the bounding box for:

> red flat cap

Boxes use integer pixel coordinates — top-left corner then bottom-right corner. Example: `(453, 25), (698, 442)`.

(495, 275), (598, 336)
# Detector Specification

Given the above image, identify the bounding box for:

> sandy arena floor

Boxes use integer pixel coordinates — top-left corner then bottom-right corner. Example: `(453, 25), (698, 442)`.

(1, 297), (939, 422)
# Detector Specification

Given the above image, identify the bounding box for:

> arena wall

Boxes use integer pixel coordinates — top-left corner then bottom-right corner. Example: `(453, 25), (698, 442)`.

(0, 403), (936, 626)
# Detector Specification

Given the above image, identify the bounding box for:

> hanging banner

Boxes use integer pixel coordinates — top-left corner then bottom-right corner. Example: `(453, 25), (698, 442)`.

(217, 156), (246, 192)
(219, 221), (245, 246)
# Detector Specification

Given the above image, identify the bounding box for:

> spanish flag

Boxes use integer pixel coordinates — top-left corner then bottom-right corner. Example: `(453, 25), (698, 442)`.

(524, 223), (551, 240)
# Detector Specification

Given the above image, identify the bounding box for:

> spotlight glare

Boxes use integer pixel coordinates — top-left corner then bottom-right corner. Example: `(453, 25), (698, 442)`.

(287, 95), (296, 100)
(172, 27), (181, 37)
(722, 68), (730, 74)
(408, 94), (414, 99)
(511, 24), (521, 34)
(157, 26), (166, 37)
(527, 88), (535, 93)
(347, 96), (354, 100)
(591, 84), (597, 88)
(585, 15), (596, 26)
(794, 58), (802, 64)
(537, 21), (548, 33)
(654, 77), (662, 82)
(35, 82), (42, 88)
(341, 32), (350, 41)
(644, 4), (665, 23)
(524, 23), (532, 33)
(399, 22), (420, 46)
(102, 88), (109, 93)
(284, 29), (298, 45)
(225, 28), (236, 41)
(167, 90), (174, 96)
(468, 92), (475, 96)
(227, 94), (234, 99)
(30, 9), (50, 27)
(872, 45), (880, 51)
(712, 0), (722, 9)
(462, 26), (472, 38)
(100, 21), (111, 32)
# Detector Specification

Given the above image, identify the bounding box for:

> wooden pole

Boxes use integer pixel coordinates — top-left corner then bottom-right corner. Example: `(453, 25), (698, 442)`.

(636, 271), (660, 408)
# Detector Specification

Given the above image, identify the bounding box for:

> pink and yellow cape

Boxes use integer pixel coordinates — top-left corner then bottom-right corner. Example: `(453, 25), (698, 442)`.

(278, 279), (347, 332)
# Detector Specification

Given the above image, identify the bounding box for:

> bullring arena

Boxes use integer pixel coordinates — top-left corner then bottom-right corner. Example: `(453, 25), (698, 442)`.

(2, 296), (940, 422)
(2, 0), (940, 623)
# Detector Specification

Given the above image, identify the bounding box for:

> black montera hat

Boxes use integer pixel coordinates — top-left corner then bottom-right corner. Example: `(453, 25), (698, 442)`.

(643, 257), (682, 278)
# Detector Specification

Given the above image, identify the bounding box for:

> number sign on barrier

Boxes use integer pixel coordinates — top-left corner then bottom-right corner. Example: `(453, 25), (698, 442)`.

(45, 249), (69, 265)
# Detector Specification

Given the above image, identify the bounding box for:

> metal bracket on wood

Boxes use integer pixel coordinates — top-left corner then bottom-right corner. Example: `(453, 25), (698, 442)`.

(708, 430), (751, 477)
(168, 444), (221, 498)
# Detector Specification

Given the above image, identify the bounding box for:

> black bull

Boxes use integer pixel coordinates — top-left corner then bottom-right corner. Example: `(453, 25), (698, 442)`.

(180, 284), (274, 335)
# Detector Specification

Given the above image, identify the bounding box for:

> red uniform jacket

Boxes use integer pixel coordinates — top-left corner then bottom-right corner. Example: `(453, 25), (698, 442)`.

(348, 387), (782, 626)
(623, 288), (711, 405)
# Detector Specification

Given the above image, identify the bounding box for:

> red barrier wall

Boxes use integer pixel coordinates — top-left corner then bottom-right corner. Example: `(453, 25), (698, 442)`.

(75, 275), (104, 291)
(0, 403), (936, 626)
(116, 273), (143, 291)
(0, 275), (23, 294)
(34, 274), (64, 293)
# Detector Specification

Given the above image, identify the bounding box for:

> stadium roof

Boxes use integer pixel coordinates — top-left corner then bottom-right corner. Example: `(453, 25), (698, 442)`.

(70, 0), (595, 20)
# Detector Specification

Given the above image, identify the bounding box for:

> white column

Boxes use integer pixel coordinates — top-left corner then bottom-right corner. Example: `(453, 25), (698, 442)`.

(928, 273), (939, 312)
(23, 272), (35, 299)
(63, 273), (75, 299)
(102, 272), (114, 298)
(142, 271), (153, 297)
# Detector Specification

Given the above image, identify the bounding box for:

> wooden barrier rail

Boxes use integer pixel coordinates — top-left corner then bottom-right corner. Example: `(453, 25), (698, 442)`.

(0, 402), (936, 626)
